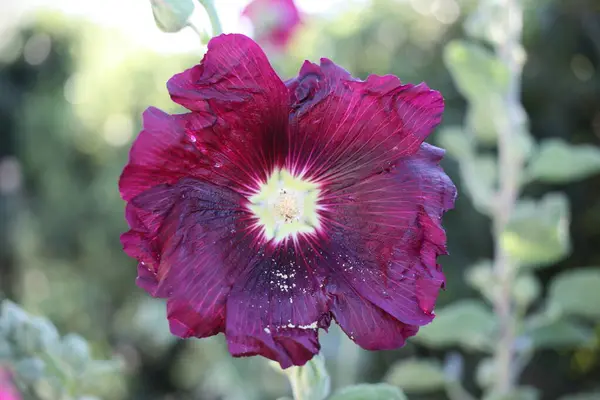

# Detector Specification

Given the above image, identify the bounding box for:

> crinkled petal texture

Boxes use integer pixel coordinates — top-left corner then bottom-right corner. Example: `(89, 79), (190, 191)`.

(120, 34), (456, 368)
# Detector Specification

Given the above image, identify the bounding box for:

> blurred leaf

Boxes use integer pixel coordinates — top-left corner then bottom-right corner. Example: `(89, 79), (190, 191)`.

(461, 155), (498, 215)
(524, 319), (594, 349)
(150, 0), (195, 33)
(501, 193), (570, 268)
(15, 316), (57, 355)
(384, 359), (446, 393)
(436, 126), (474, 159)
(444, 40), (510, 102)
(466, 101), (504, 145)
(1, 300), (30, 341)
(282, 354), (330, 400)
(475, 358), (495, 389)
(436, 127), (498, 214)
(465, 0), (514, 46)
(14, 357), (46, 384)
(525, 139), (600, 184)
(329, 383), (407, 400)
(60, 333), (91, 373)
(416, 300), (497, 351)
(547, 268), (600, 319)
(512, 274), (541, 309)
(0, 337), (12, 359)
(484, 386), (540, 400)
(80, 359), (126, 396)
(465, 260), (495, 301)
(27, 317), (60, 353)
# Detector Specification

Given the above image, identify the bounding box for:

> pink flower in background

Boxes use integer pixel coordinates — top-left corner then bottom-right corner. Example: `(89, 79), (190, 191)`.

(0, 368), (20, 400)
(242, 0), (301, 49)
(120, 34), (455, 368)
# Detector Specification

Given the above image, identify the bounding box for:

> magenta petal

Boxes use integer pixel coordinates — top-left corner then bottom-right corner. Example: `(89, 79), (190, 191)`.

(319, 143), (456, 327)
(286, 59), (444, 188)
(119, 107), (214, 202)
(329, 279), (418, 349)
(225, 247), (331, 368)
(168, 34), (287, 112)
(122, 178), (253, 339)
(167, 299), (223, 338)
(166, 34), (290, 190)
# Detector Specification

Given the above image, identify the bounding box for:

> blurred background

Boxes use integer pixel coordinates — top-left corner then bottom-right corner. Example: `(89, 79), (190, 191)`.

(1, 0), (599, 399)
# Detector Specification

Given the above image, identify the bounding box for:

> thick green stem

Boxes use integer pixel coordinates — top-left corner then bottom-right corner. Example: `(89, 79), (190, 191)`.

(197, 0), (223, 36)
(491, 0), (524, 394)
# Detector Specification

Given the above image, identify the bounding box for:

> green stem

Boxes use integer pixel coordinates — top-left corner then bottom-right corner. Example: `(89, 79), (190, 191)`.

(197, 0), (223, 36)
(187, 22), (210, 44)
(491, 0), (524, 394)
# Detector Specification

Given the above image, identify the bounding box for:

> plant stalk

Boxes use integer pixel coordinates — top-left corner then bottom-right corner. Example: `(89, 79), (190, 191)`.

(197, 0), (223, 36)
(491, 0), (524, 394)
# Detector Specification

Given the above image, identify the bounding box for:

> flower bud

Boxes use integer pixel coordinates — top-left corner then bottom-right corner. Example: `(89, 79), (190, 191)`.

(150, 0), (195, 33)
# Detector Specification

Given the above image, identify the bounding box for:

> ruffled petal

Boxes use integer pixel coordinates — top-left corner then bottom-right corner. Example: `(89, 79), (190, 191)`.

(319, 143), (456, 328)
(286, 59), (444, 189)
(119, 107), (215, 202)
(225, 245), (331, 368)
(122, 178), (252, 338)
(120, 34), (291, 204)
(167, 34), (290, 190)
(328, 278), (418, 350)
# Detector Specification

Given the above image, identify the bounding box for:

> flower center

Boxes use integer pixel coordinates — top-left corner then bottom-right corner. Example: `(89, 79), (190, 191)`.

(248, 169), (320, 242)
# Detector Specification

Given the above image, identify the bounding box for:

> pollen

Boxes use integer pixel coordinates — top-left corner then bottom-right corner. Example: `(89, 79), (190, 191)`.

(248, 169), (320, 242)
(275, 190), (300, 222)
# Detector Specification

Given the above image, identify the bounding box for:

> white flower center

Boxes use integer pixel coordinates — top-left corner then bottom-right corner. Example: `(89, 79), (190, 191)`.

(248, 169), (320, 242)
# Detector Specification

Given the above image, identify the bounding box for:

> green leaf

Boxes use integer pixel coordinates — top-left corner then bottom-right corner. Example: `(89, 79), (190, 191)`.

(475, 358), (495, 389)
(384, 359), (446, 393)
(282, 354), (330, 400)
(547, 268), (600, 319)
(484, 386), (540, 400)
(466, 101), (504, 145)
(436, 128), (498, 214)
(444, 40), (510, 102)
(14, 357), (46, 384)
(60, 333), (91, 373)
(150, 0), (195, 33)
(436, 126), (474, 159)
(416, 300), (497, 351)
(329, 383), (407, 400)
(464, 260), (496, 302)
(9, 312), (58, 355)
(512, 274), (542, 309)
(460, 155), (497, 215)
(80, 359), (125, 394)
(0, 337), (12, 360)
(524, 318), (594, 349)
(526, 139), (600, 183)
(501, 193), (570, 268)
(0, 300), (30, 341)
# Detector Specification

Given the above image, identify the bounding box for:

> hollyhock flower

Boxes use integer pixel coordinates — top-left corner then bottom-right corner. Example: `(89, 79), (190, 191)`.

(120, 34), (456, 368)
(242, 0), (301, 49)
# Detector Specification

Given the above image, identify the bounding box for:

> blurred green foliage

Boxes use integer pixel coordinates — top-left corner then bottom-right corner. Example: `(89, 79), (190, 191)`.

(0, 300), (123, 400)
(0, 0), (600, 399)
